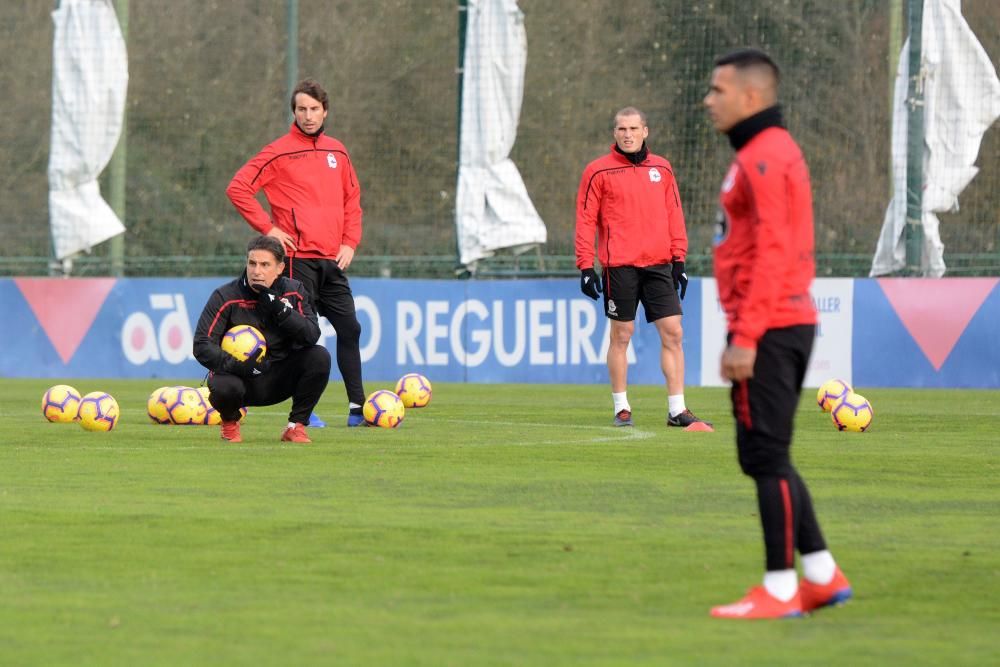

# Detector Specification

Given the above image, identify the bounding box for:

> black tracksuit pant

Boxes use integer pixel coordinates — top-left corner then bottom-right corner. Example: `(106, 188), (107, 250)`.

(208, 345), (331, 424)
(730, 325), (828, 571)
(286, 257), (365, 406)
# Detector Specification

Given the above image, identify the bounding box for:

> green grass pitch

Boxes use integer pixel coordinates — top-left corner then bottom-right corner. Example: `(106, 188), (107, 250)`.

(2, 379), (997, 666)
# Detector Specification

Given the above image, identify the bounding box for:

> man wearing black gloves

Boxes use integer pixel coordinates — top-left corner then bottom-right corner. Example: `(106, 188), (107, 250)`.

(193, 235), (331, 443)
(575, 107), (707, 428)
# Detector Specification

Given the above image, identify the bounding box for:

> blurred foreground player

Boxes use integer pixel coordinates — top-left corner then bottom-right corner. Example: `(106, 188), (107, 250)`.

(704, 48), (852, 618)
(193, 236), (331, 444)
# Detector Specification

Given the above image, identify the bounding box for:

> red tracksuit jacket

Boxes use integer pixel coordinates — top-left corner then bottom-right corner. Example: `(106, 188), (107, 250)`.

(714, 125), (816, 350)
(575, 144), (688, 269)
(226, 123), (362, 260)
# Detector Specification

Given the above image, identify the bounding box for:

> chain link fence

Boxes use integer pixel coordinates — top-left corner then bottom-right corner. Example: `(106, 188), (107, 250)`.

(2, 1), (998, 277)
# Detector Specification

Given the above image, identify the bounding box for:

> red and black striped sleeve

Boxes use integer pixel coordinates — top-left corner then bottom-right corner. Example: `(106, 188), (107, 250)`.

(193, 287), (234, 372)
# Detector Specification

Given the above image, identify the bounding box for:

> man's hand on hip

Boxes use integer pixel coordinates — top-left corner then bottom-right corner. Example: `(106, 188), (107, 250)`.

(267, 226), (297, 253)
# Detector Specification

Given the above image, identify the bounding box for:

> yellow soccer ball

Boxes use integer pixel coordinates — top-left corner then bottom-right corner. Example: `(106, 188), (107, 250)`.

(160, 386), (208, 425)
(42, 384), (82, 423)
(78, 392), (120, 432)
(147, 386), (172, 424)
(816, 378), (852, 413)
(831, 392), (874, 432)
(394, 373), (432, 408)
(363, 390), (405, 428)
(221, 325), (267, 362)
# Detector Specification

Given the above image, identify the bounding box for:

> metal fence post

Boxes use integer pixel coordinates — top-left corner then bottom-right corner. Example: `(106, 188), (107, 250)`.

(454, 0), (469, 276)
(904, 0), (925, 275)
(287, 0), (299, 124)
(109, 0), (129, 277)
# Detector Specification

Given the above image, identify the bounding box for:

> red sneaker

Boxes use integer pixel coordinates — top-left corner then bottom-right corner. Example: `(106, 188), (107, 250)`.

(710, 586), (803, 619)
(613, 409), (633, 427)
(281, 423), (311, 443)
(800, 567), (852, 612)
(220, 420), (242, 443)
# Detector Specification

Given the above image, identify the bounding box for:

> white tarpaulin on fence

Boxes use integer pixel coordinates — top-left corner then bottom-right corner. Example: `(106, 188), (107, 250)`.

(871, 0), (1000, 277)
(455, 0), (546, 268)
(48, 0), (128, 261)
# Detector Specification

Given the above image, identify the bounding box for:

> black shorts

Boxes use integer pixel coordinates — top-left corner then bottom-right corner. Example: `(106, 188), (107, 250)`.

(602, 263), (682, 322)
(730, 324), (815, 477)
(285, 257), (357, 322)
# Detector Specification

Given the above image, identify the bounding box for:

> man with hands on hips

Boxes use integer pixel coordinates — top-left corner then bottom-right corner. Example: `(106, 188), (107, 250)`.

(226, 78), (366, 427)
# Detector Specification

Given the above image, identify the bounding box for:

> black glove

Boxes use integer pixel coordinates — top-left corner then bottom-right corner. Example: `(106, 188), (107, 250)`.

(257, 286), (292, 323)
(671, 258), (688, 300)
(580, 268), (602, 300)
(220, 354), (271, 378)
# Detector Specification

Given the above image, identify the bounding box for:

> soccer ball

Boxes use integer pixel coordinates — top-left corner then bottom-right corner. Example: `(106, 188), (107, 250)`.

(197, 386), (246, 425)
(160, 386), (208, 425)
(41, 384), (82, 423)
(831, 392), (874, 432)
(816, 378), (852, 412)
(203, 406), (246, 426)
(147, 386), (172, 424)
(78, 392), (120, 432)
(198, 386), (221, 425)
(363, 390), (405, 428)
(394, 373), (432, 408)
(221, 324), (267, 362)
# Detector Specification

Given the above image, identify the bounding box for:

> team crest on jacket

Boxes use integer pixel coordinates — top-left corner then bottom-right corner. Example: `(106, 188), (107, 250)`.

(327, 153), (338, 169)
(648, 168), (661, 183)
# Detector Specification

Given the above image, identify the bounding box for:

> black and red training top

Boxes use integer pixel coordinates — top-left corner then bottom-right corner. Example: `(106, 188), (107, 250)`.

(714, 107), (817, 351)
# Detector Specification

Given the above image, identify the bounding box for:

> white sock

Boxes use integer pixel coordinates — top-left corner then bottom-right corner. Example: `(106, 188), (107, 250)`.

(668, 394), (686, 418)
(763, 569), (798, 602)
(612, 392), (630, 413)
(287, 421), (296, 429)
(801, 550), (836, 585)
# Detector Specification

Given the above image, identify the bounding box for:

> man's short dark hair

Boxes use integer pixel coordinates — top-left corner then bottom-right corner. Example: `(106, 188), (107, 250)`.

(714, 48), (781, 87)
(613, 106), (647, 129)
(290, 78), (329, 112)
(247, 235), (285, 264)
